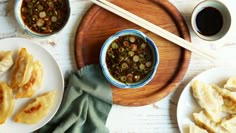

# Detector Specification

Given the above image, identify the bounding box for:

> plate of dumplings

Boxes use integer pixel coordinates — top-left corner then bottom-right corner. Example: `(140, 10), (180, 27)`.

(0, 38), (64, 132)
(177, 67), (236, 133)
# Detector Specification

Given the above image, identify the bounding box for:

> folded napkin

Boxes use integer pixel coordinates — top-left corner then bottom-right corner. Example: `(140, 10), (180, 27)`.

(38, 64), (112, 133)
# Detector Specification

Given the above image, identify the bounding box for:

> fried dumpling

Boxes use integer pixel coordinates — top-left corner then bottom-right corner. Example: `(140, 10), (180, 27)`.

(222, 100), (236, 114)
(14, 90), (55, 124)
(213, 85), (236, 102)
(10, 48), (33, 89)
(15, 61), (43, 98)
(220, 115), (236, 133)
(193, 111), (228, 133)
(0, 82), (15, 124)
(224, 77), (236, 92)
(189, 123), (208, 133)
(212, 85), (236, 114)
(0, 51), (13, 77)
(191, 80), (223, 122)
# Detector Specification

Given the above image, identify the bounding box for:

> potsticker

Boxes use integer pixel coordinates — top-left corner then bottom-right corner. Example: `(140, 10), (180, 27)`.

(15, 61), (43, 98)
(0, 82), (15, 124)
(14, 90), (55, 124)
(191, 80), (223, 122)
(0, 51), (13, 77)
(10, 48), (33, 89)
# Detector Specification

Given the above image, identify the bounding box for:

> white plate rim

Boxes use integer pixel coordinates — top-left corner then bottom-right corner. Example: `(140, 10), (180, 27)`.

(0, 37), (64, 132)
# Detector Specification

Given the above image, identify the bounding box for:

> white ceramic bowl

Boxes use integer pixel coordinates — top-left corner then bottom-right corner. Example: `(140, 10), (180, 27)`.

(14, 0), (70, 37)
(100, 29), (159, 88)
(191, 0), (231, 41)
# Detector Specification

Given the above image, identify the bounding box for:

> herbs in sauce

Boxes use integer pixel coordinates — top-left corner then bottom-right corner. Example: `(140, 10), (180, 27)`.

(21, 0), (69, 34)
(106, 35), (153, 83)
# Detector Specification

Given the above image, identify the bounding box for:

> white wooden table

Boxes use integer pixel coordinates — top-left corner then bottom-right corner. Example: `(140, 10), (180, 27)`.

(1, 0), (236, 132)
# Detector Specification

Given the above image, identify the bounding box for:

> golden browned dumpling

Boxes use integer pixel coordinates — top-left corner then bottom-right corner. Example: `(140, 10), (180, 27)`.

(193, 111), (228, 133)
(10, 48), (33, 89)
(191, 80), (223, 122)
(212, 85), (236, 114)
(189, 123), (208, 133)
(213, 85), (236, 101)
(0, 51), (13, 77)
(220, 115), (236, 133)
(222, 100), (236, 115)
(14, 90), (55, 124)
(0, 82), (15, 124)
(15, 61), (43, 98)
(224, 77), (236, 92)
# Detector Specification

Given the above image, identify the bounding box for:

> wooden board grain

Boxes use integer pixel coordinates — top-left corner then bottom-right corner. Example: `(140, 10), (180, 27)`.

(75, 0), (191, 106)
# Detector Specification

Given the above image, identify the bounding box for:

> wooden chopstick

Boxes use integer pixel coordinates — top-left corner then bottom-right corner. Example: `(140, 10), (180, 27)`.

(91, 0), (216, 62)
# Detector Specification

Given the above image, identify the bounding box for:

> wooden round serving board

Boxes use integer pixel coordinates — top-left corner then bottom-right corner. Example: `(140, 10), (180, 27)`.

(75, 0), (191, 106)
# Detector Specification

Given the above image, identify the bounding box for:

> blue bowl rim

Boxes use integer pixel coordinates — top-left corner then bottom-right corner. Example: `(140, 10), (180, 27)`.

(14, 0), (71, 37)
(100, 29), (159, 89)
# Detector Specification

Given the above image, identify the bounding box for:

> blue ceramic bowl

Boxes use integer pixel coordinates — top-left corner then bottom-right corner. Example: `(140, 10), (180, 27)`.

(14, 0), (70, 37)
(100, 29), (159, 88)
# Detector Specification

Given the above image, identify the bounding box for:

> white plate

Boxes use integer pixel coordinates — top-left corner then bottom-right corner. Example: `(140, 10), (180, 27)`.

(177, 67), (236, 133)
(0, 38), (64, 132)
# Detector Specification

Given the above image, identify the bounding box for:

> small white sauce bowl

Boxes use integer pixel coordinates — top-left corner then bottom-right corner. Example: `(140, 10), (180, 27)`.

(191, 0), (231, 41)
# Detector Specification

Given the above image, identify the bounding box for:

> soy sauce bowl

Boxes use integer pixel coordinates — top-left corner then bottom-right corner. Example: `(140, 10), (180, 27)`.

(14, 0), (70, 37)
(100, 29), (159, 89)
(191, 0), (231, 41)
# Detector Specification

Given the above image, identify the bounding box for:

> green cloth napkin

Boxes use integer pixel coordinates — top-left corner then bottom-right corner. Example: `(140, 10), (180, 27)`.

(38, 64), (112, 133)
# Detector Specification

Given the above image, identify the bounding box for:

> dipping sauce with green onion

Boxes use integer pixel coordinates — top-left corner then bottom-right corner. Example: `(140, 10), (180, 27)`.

(20, 0), (69, 34)
(106, 35), (153, 83)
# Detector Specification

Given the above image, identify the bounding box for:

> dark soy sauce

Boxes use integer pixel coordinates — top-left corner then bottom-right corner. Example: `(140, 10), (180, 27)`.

(196, 7), (223, 36)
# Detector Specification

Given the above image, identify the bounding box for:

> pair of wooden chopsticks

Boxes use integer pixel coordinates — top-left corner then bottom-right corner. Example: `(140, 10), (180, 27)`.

(91, 0), (216, 62)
